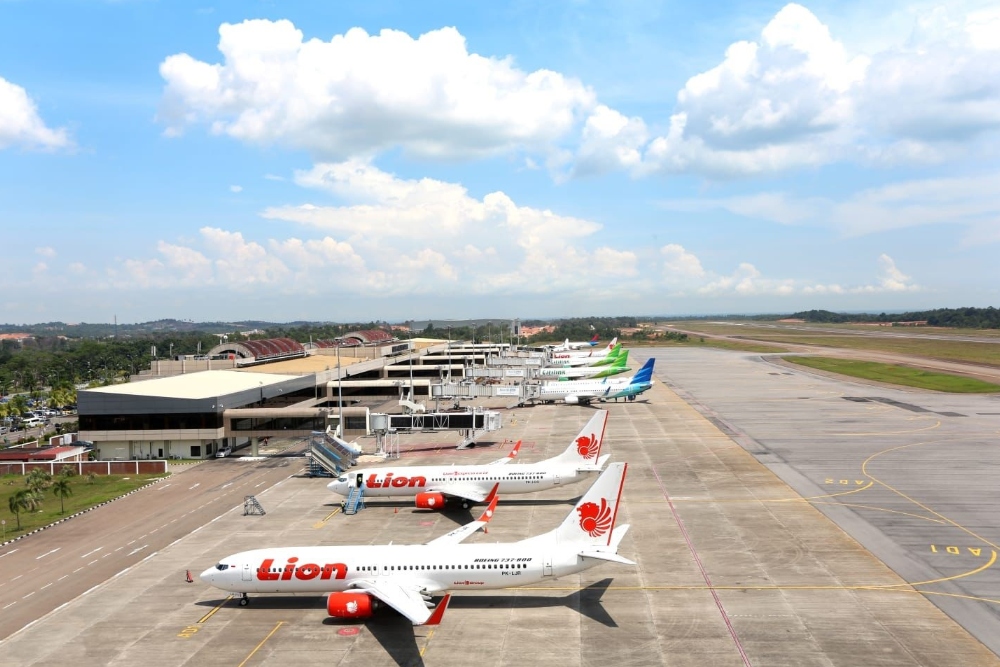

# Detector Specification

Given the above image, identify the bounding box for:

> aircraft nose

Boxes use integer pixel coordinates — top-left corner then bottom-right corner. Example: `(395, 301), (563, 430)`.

(199, 567), (216, 584)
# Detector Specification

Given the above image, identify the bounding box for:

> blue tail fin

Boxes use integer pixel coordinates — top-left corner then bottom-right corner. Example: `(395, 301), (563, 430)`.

(629, 358), (655, 385)
(589, 334), (599, 346)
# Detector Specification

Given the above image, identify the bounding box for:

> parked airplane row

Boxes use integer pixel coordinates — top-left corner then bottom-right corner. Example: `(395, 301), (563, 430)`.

(328, 410), (610, 508)
(201, 410), (635, 626)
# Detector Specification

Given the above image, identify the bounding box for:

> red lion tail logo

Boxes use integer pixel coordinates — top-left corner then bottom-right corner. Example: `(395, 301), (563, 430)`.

(577, 498), (613, 537)
(576, 433), (599, 459)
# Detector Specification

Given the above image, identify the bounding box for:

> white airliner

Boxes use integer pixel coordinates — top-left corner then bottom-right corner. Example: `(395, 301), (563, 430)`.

(200, 462), (632, 625)
(550, 337), (618, 362)
(327, 410), (610, 509)
(548, 334), (600, 351)
(537, 350), (630, 380)
(537, 358), (656, 405)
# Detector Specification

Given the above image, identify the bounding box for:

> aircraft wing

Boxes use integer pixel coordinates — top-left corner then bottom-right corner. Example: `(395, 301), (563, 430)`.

(426, 481), (496, 503)
(349, 577), (435, 625)
(488, 440), (521, 465)
(425, 492), (499, 547)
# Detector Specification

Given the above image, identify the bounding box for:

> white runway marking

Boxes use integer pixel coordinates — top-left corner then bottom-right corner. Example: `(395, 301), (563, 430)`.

(80, 547), (103, 559)
(36, 548), (61, 560)
(127, 545), (148, 557)
(157, 484), (172, 491)
(0, 549), (19, 559)
(189, 483), (200, 490)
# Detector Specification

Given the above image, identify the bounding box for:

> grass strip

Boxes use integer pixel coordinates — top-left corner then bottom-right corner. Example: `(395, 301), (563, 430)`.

(1, 472), (169, 541)
(785, 356), (1000, 393)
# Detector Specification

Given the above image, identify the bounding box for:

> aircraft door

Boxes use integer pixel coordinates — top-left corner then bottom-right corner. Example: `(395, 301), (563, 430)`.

(356, 473), (364, 488)
(543, 554), (553, 577)
(242, 562), (253, 582)
(552, 471), (562, 486)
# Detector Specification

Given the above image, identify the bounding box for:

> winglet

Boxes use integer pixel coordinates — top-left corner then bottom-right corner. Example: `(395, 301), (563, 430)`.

(478, 487), (499, 521)
(423, 594), (452, 626)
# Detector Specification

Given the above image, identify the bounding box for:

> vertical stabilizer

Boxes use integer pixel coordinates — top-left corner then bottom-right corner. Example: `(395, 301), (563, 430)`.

(545, 462), (627, 547)
(629, 358), (655, 385)
(547, 410), (609, 467)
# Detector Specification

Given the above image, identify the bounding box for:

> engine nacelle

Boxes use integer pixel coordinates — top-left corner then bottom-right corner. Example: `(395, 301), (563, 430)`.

(415, 492), (446, 509)
(327, 592), (376, 619)
(564, 395), (580, 405)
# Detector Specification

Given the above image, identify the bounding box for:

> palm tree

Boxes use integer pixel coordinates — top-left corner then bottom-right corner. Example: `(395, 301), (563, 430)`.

(26, 468), (52, 495)
(8, 488), (40, 530)
(51, 478), (73, 514)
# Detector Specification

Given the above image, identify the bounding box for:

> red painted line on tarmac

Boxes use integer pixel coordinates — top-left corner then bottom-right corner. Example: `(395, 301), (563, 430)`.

(651, 467), (752, 667)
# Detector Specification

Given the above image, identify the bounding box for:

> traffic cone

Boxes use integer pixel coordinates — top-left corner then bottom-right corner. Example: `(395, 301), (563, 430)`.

(185, 570), (193, 583)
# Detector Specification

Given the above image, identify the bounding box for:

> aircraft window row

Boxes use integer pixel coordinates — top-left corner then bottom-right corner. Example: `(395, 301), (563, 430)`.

(429, 475), (542, 482)
(353, 564), (528, 571)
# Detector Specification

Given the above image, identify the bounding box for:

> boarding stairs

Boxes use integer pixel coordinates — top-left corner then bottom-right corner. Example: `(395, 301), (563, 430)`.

(343, 486), (366, 515)
(308, 430), (361, 477)
(243, 495), (266, 516)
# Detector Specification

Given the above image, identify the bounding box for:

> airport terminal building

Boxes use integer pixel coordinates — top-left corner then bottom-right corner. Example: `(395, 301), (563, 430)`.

(75, 335), (489, 460)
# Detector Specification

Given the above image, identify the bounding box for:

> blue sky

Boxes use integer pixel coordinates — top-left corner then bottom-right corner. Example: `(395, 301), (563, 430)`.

(2, 0), (999, 324)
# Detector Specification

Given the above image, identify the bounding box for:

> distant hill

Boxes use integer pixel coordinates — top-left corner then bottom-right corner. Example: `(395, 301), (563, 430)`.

(0, 319), (325, 338)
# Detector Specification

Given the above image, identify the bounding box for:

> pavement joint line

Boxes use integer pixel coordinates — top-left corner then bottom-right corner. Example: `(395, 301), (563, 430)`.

(652, 465), (752, 667)
(198, 595), (233, 624)
(237, 621), (285, 667)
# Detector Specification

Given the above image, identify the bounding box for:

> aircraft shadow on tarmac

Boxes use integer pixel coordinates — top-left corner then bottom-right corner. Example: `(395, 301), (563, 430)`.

(334, 578), (619, 667)
(199, 579), (618, 667)
(333, 498), (581, 527)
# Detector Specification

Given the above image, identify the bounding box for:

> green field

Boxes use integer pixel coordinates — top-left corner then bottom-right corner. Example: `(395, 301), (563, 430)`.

(785, 356), (1000, 393)
(695, 338), (791, 353)
(1, 472), (169, 541)
(665, 321), (1000, 367)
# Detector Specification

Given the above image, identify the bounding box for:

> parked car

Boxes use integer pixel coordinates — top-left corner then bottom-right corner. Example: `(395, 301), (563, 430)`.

(215, 446), (233, 458)
(21, 417), (46, 428)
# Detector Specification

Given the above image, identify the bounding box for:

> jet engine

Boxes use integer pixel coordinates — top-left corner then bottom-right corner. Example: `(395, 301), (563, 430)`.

(327, 592), (377, 619)
(564, 395), (580, 405)
(415, 492), (446, 509)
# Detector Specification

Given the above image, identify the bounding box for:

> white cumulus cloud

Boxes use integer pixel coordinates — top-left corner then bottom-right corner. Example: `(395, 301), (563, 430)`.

(631, 3), (1000, 177)
(158, 21), (595, 161)
(0, 75), (71, 151)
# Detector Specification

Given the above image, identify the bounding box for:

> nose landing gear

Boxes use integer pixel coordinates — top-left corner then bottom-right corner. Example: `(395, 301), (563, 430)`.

(239, 593), (249, 606)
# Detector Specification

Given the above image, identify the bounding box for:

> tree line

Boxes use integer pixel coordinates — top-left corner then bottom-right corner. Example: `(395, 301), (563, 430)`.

(787, 307), (1000, 328)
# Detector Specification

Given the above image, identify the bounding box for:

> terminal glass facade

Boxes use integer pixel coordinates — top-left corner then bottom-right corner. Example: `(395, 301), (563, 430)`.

(80, 413), (224, 431)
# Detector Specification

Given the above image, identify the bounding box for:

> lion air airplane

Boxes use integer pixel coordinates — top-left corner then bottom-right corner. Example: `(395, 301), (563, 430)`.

(550, 337), (619, 362)
(200, 462), (631, 625)
(327, 410), (610, 509)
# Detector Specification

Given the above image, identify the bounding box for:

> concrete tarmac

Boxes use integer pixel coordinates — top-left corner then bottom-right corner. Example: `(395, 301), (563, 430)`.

(0, 348), (998, 666)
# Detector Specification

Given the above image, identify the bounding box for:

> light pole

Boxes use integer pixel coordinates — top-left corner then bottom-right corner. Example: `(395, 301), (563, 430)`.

(337, 344), (343, 438)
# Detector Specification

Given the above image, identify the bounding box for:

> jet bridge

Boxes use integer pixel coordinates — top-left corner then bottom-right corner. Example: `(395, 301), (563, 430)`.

(369, 408), (503, 452)
(430, 381), (541, 408)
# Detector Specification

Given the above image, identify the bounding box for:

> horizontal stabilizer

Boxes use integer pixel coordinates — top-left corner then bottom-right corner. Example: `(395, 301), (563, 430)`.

(577, 454), (611, 472)
(579, 550), (636, 566)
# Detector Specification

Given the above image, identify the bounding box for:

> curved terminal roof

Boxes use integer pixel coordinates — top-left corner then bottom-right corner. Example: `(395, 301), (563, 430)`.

(313, 330), (394, 347)
(206, 337), (305, 361)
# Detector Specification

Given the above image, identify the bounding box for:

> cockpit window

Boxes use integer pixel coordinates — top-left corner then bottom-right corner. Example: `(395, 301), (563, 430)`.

(215, 563), (229, 571)
(337, 477), (347, 482)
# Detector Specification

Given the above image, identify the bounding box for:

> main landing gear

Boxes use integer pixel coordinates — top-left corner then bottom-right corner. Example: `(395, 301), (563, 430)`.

(239, 593), (249, 607)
